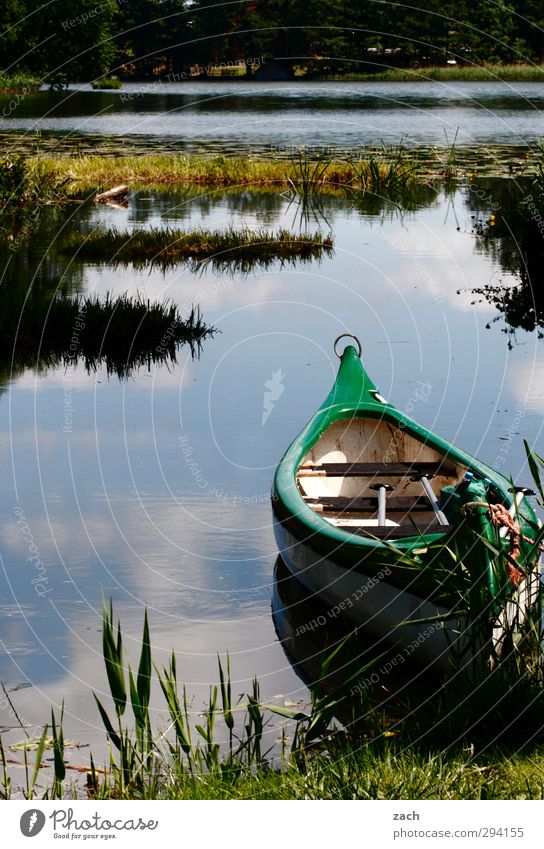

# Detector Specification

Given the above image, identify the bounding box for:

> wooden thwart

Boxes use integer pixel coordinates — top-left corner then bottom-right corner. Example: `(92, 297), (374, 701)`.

(298, 461), (456, 477)
(304, 495), (430, 513)
(337, 518), (448, 539)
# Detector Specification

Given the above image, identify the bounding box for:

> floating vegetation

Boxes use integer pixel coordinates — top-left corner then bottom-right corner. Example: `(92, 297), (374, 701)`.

(0, 290), (214, 378)
(60, 226), (334, 271)
(5, 145), (542, 203)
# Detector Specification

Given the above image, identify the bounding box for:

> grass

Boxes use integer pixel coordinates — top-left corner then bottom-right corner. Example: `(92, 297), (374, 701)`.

(0, 71), (41, 92)
(6, 145), (543, 207)
(60, 226), (334, 271)
(316, 64), (544, 82)
(0, 291), (214, 377)
(3, 587), (544, 800)
(34, 148), (427, 196)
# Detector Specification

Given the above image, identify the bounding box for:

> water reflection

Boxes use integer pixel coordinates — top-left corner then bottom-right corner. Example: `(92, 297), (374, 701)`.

(464, 177), (544, 341)
(0, 203), (215, 389)
(272, 558), (436, 702)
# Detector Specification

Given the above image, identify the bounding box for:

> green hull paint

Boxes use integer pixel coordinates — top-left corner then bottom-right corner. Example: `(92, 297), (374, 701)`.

(272, 344), (539, 607)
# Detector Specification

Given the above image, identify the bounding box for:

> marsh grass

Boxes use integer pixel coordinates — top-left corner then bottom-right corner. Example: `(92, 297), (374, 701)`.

(0, 290), (213, 377)
(35, 148), (427, 199)
(60, 226), (334, 271)
(4, 592), (544, 801)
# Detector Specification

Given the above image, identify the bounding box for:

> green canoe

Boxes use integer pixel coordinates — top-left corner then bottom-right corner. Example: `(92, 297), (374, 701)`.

(272, 334), (541, 675)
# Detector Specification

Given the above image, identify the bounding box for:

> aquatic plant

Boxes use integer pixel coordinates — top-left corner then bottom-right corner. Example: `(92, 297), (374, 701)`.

(347, 144), (424, 210)
(0, 458), (542, 799)
(35, 150), (424, 198)
(3, 584), (544, 801)
(60, 226), (334, 271)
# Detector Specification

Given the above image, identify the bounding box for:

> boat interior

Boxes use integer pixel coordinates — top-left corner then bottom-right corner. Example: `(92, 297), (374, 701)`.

(296, 417), (468, 540)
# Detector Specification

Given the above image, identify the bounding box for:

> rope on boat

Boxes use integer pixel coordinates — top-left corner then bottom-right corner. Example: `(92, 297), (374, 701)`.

(460, 500), (541, 588)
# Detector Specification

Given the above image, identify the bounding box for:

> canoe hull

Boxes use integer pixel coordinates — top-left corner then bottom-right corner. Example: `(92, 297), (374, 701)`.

(273, 512), (473, 676)
(272, 338), (541, 677)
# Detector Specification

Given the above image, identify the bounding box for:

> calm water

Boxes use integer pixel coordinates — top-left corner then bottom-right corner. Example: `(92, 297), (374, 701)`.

(1, 81), (544, 152)
(1, 77), (544, 771)
(1, 179), (543, 769)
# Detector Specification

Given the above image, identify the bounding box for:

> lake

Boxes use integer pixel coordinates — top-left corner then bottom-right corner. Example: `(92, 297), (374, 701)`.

(1, 80), (544, 153)
(0, 83), (543, 773)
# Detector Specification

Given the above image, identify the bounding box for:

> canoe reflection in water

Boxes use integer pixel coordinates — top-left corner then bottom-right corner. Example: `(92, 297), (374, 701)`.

(271, 556), (440, 719)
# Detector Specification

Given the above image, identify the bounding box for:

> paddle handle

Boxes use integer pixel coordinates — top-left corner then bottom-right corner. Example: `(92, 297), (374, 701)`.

(420, 476), (449, 526)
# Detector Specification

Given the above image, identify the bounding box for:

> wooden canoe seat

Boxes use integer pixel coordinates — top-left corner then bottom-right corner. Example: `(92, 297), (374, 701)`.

(304, 495), (430, 513)
(337, 518), (448, 539)
(298, 461), (456, 478)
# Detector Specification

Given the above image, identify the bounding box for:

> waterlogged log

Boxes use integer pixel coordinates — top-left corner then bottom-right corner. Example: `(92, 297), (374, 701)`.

(95, 184), (129, 208)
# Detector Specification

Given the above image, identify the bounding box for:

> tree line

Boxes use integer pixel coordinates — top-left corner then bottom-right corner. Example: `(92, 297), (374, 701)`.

(2, 0), (543, 81)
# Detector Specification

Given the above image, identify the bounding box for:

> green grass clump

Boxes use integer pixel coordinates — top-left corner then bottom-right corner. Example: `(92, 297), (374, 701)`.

(91, 76), (122, 90)
(34, 148), (425, 197)
(60, 226), (334, 271)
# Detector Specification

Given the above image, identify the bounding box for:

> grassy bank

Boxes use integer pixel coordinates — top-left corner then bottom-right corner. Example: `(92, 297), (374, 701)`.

(61, 226), (334, 270)
(0, 71), (41, 93)
(317, 64), (544, 82)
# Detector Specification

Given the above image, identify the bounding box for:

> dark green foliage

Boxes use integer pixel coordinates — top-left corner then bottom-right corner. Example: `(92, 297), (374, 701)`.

(0, 1), (542, 81)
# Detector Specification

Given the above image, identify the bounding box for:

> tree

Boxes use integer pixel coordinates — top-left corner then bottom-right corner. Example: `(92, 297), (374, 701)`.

(114, 0), (177, 77)
(23, 0), (118, 81)
(508, 0), (544, 61)
(0, 0), (33, 69)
